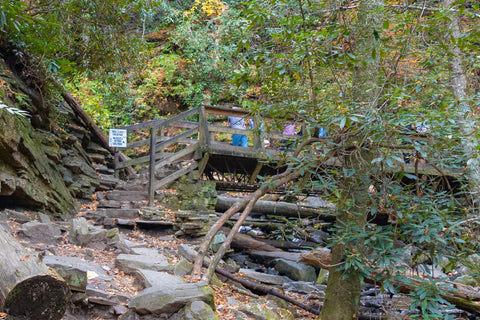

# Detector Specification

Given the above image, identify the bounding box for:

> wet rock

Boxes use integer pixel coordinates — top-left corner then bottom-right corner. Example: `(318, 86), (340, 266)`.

(128, 280), (215, 315)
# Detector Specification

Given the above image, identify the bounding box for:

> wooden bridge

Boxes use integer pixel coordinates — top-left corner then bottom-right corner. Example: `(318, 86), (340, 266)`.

(112, 105), (463, 205)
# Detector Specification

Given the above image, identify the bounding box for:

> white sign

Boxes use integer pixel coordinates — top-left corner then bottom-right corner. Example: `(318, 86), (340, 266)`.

(109, 129), (127, 148)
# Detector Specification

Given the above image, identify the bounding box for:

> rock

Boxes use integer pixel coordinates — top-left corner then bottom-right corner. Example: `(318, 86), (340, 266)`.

(128, 281), (215, 315)
(211, 231), (226, 253)
(174, 210), (216, 237)
(0, 103), (79, 217)
(18, 221), (63, 244)
(175, 259), (193, 276)
(237, 299), (295, 320)
(316, 268), (329, 285)
(112, 305), (128, 315)
(134, 270), (185, 288)
(1, 209), (33, 223)
(43, 255), (112, 291)
(70, 217), (126, 250)
(178, 243), (199, 262)
(415, 264), (448, 279)
(115, 253), (172, 274)
(37, 212), (51, 223)
(454, 274), (479, 286)
(183, 300), (219, 320)
(95, 208), (140, 219)
(249, 251), (301, 265)
(70, 217), (108, 247)
(274, 259), (317, 282)
(86, 287), (129, 306)
(173, 176), (217, 211)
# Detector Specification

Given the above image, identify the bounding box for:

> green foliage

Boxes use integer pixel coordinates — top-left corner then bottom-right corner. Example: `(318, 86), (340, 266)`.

(409, 276), (456, 319)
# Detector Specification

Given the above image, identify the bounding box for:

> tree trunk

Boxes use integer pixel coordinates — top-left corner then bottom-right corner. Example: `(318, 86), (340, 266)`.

(319, 0), (383, 319)
(442, 0), (480, 208)
(216, 196), (334, 220)
(0, 226), (70, 320)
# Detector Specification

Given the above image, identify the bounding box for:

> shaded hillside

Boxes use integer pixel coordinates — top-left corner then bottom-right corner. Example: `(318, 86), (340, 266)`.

(0, 46), (113, 219)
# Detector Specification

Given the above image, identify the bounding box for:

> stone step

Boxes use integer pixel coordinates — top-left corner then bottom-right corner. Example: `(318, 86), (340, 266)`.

(89, 153), (106, 164)
(106, 190), (149, 202)
(86, 142), (112, 156)
(93, 163), (115, 175)
(95, 208), (140, 219)
(96, 174), (120, 191)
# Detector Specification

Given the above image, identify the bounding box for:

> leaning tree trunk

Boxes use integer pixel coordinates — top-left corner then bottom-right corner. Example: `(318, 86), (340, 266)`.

(0, 226), (70, 320)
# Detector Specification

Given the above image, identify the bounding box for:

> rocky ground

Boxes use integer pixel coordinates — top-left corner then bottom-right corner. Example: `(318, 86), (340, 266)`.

(1, 187), (479, 319)
(0, 197), (323, 320)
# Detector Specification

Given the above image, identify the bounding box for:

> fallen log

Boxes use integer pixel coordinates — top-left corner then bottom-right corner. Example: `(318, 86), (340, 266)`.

(222, 227), (282, 252)
(0, 226), (70, 319)
(216, 196), (334, 220)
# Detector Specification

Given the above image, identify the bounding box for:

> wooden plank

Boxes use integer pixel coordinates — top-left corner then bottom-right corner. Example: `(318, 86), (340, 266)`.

(148, 128), (156, 206)
(118, 107), (198, 131)
(208, 124), (250, 135)
(154, 162), (199, 190)
(197, 153), (210, 177)
(171, 121), (198, 129)
(249, 162), (263, 184)
(199, 105), (210, 150)
(154, 127), (198, 151)
(116, 138), (200, 170)
(203, 105), (252, 117)
(154, 143), (200, 171)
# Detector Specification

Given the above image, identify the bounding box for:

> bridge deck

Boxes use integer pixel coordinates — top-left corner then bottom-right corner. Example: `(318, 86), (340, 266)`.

(112, 105), (464, 203)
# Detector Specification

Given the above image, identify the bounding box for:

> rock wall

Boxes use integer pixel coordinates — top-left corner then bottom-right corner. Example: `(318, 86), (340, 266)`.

(0, 51), (108, 219)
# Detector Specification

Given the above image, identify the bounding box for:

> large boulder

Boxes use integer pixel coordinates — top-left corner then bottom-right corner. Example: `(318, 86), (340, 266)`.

(128, 280), (215, 315)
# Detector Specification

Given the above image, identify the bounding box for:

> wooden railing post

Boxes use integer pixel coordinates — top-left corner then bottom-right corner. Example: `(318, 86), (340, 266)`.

(252, 115), (265, 151)
(148, 127), (156, 206)
(114, 148), (119, 178)
(199, 105), (210, 151)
